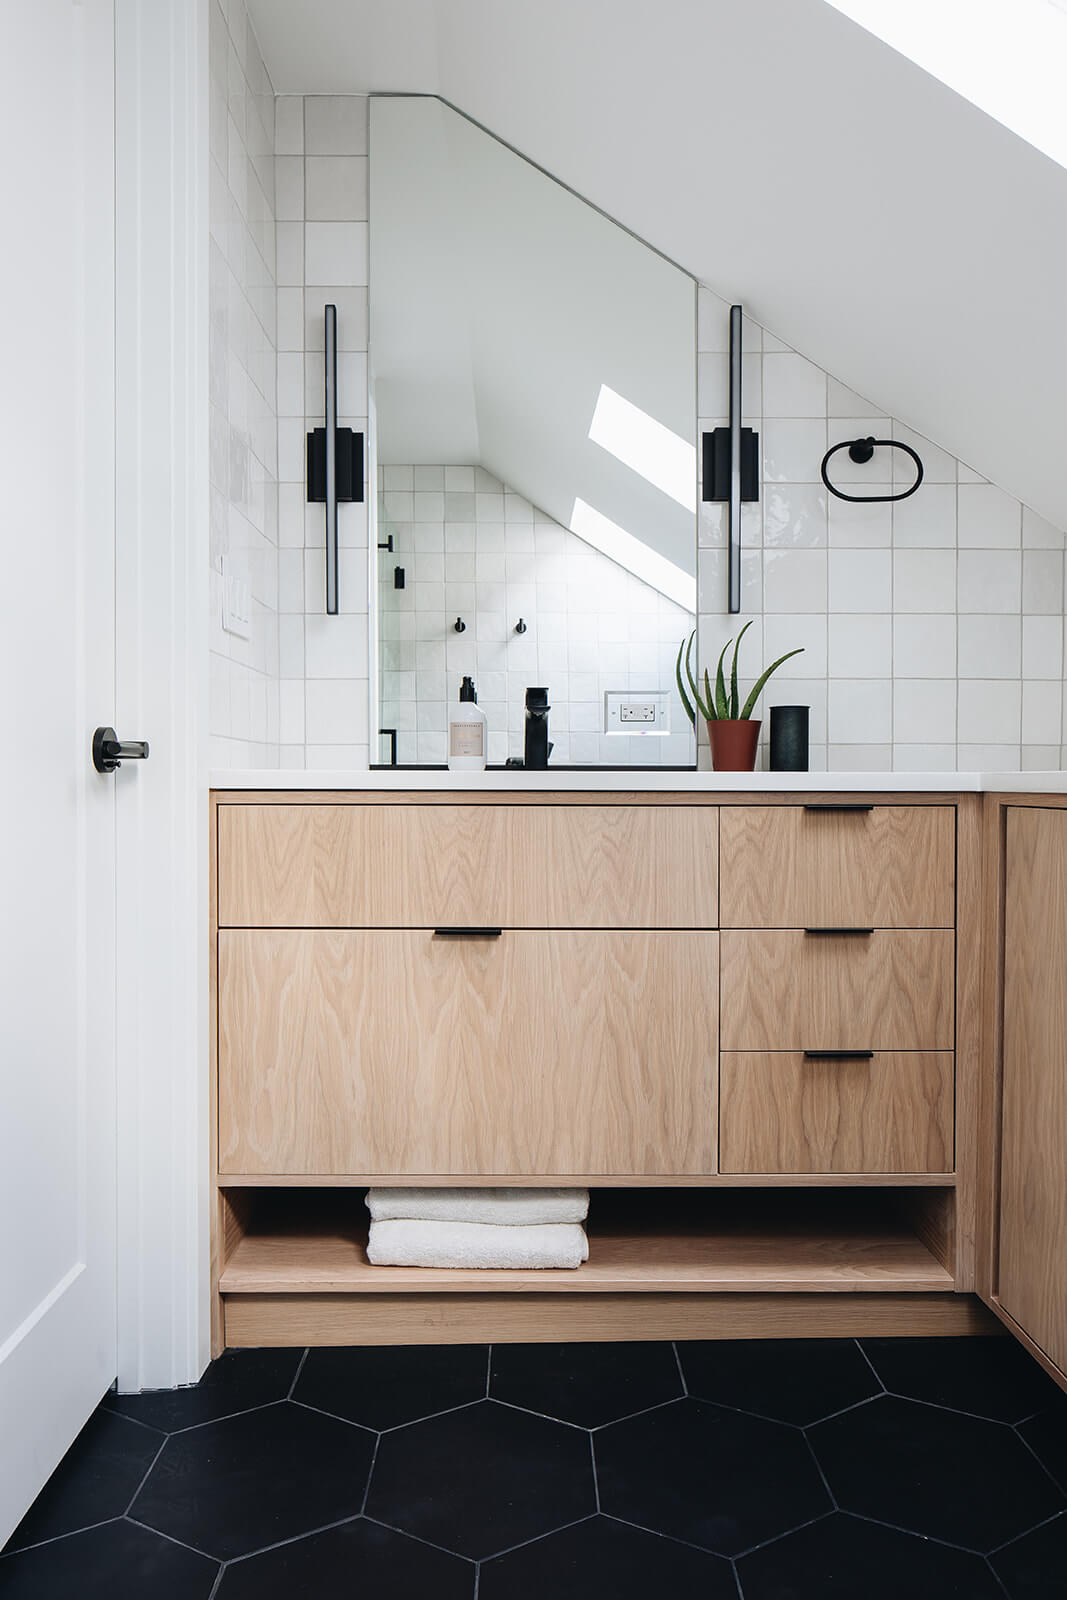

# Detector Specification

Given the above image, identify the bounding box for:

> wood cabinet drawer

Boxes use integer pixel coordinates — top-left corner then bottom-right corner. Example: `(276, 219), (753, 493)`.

(719, 929), (954, 1051)
(218, 803), (718, 928)
(719, 805), (954, 927)
(218, 929), (719, 1176)
(720, 1052), (955, 1174)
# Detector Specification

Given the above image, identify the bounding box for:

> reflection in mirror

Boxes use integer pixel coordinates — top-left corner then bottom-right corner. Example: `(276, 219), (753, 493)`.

(369, 96), (697, 766)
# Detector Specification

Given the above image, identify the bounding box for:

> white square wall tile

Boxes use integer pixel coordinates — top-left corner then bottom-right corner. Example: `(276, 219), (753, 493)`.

(305, 222), (368, 286)
(892, 744), (957, 772)
(893, 680), (956, 743)
(1023, 506), (1067, 548)
(1022, 615), (1063, 679)
(893, 614), (956, 677)
(827, 743), (893, 771)
(829, 614), (892, 677)
(274, 96), (304, 155)
(304, 95), (367, 156)
(957, 614), (1020, 678)
(305, 680), (369, 743)
(305, 614), (369, 678)
(305, 156), (368, 221)
(892, 484), (956, 548)
(764, 485), (828, 548)
(764, 613), (827, 677)
(829, 548), (892, 612)
(893, 549), (956, 612)
(958, 680), (1021, 743)
(273, 155), (304, 221)
(891, 423), (957, 484)
(957, 550), (1021, 613)
(762, 419), (826, 483)
(763, 353), (826, 417)
(1023, 681), (1062, 744)
(829, 492), (892, 548)
(828, 679), (892, 743)
(1022, 550), (1064, 614)
(762, 549), (827, 612)
(958, 483), (1020, 547)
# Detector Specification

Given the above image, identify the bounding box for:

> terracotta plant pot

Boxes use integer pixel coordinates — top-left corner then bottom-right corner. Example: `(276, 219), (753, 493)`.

(708, 718), (761, 772)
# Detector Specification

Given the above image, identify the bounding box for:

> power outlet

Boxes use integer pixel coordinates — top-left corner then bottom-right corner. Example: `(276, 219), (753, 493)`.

(604, 691), (670, 735)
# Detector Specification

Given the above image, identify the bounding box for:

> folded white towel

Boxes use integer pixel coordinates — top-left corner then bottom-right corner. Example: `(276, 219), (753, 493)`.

(366, 1219), (589, 1270)
(366, 1186), (589, 1226)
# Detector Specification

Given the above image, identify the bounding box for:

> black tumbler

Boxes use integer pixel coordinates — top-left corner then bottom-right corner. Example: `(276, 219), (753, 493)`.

(769, 705), (809, 772)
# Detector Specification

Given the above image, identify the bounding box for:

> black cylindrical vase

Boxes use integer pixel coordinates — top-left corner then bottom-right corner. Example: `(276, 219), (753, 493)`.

(769, 705), (809, 772)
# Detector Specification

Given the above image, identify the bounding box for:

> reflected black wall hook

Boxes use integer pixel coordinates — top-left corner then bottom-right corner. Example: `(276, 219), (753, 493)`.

(820, 436), (923, 503)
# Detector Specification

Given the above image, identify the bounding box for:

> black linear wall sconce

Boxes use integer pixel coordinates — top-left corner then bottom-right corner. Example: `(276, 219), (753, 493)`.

(702, 305), (759, 614)
(307, 303), (365, 614)
(820, 436), (924, 503)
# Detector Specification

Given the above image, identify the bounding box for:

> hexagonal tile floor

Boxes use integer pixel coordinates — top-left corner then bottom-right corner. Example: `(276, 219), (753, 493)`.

(3, 1336), (1067, 1597)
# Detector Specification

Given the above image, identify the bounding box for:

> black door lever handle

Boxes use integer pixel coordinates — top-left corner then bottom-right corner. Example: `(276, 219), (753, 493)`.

(93, 726), (150, 773)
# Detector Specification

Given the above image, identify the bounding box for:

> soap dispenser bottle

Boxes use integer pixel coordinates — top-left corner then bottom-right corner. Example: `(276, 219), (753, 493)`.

(447, 676), (488, 771)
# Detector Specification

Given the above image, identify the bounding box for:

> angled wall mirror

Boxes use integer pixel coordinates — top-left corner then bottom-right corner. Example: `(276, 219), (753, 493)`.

(369, 95), (697, 767)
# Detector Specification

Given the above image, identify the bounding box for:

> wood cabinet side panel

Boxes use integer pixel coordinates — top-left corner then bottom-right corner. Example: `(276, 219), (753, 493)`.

(999, 808), (1067, 1373)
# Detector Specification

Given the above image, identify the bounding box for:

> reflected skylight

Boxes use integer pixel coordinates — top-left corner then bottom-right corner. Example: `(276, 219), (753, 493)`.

(570, 498), (697, 611)
(588, 385), (697, 511)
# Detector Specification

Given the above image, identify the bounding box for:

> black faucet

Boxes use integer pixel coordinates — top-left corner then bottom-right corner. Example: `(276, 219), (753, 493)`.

(524, 686), (552, 768)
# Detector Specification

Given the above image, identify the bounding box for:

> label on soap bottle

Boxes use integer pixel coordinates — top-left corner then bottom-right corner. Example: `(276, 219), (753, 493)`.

(450, 722), (485, 757)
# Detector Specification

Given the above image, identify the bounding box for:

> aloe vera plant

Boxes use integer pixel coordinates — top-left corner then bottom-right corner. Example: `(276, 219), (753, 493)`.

(675, 621), (803, 724)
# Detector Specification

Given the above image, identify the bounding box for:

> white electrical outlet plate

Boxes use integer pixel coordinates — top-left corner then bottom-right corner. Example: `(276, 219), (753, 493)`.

(220, 555), (252, 640)
(604, 690), (670, 735)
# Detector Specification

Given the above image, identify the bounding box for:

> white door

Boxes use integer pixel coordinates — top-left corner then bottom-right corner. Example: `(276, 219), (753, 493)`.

(0, 0), (119, 1541)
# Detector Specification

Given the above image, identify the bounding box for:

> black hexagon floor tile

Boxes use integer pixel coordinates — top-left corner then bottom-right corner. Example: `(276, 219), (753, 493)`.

(3, 1406), (162, 1553)
(488, 1341), (683, 1427)
(129, 1401), (374, 1560)
(365, 1397), (595, 1560)
(1019, 1390), (1067, 1493)
(293, 1343), (487, 1430)
(103, 1347), (304, 1433)
(0, 1519), (218, 1599)
(859, 1336), (1062, 1423)
(479, 1513), (738, 1600)
(992, 1512), (1067, 1599)
(737, 1510), (1005, 1599)
(215, 1516), (475, 1599)
(678, 1339), (880, 1426)
(810, 1394), (1065, 1553)
(595, 1396), (829, 1557)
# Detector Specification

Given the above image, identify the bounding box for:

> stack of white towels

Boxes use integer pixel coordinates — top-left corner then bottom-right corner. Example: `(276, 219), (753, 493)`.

(365, 1187), (590, 1269)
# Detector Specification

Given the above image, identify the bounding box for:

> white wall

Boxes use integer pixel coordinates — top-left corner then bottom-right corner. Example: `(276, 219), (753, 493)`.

(265, 92), (1067, 775)
(208, 0), (280, 766)
(378, 466), (695, 767)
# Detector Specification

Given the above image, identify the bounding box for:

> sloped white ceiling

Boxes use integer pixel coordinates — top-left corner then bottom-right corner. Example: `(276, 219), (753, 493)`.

(248, 0), (1067, 530)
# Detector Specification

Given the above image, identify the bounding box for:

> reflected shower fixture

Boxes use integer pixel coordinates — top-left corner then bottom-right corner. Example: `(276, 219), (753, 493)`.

(820, 436), (924, 503)
(514, 618), (527, 634)
(702, 304), (759, 614)
(454, 617), (466, 632)
(307, 303), (365, 614)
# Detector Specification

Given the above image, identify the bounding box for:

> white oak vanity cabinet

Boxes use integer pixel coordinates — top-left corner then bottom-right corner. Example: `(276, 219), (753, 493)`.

(210, 789), (1003, 1357)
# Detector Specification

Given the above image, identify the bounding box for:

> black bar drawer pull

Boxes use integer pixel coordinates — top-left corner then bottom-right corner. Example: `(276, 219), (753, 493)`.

(433, 927), (503, 938)
(803, 803), (873, 813)
(803, 926), (874, 936)
(804, 1049), (875, 1061)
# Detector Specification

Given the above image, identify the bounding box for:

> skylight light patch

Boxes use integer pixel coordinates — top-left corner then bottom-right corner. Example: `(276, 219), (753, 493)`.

(588, 385), (697, 511)
(570, 498), (696, 611)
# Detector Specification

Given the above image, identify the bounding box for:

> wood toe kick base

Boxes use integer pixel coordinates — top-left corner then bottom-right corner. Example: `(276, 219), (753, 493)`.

(223, 1291), (998, 1348)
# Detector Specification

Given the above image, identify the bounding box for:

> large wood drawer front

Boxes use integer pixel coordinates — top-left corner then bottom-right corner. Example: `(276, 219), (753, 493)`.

(719, 805), (955, 927)
(218, 804), (718, 928)
(218, 929), (719, 1176)
(719, 930), (954, 1051)
(720, 1052), (954, 1174)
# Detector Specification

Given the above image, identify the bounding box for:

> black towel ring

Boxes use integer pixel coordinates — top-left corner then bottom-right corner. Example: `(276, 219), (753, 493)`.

(820, 437), (923, 503)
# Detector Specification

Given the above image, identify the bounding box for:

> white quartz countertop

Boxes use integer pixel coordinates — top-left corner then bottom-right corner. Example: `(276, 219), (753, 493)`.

(209, 768), (1067, 794)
